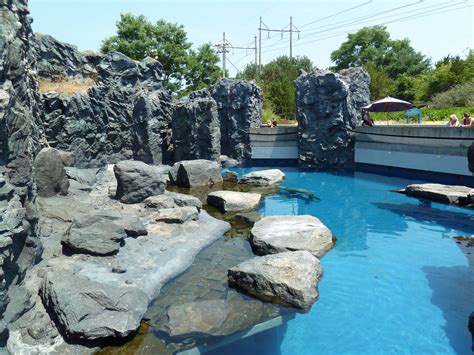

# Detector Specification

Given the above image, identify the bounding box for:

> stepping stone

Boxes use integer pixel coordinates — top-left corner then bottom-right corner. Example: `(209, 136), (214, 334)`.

(207, 191), (262, 213)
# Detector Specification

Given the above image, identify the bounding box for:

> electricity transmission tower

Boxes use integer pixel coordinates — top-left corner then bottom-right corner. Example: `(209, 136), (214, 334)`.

(215, 32), (257, 78)
(258, 16), (300, 71)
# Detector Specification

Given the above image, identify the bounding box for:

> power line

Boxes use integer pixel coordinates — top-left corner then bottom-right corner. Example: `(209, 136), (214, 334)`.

(215, 32), (256, 77)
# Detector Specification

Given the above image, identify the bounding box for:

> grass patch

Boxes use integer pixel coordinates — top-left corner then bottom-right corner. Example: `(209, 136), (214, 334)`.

(39, 78), (95, 95)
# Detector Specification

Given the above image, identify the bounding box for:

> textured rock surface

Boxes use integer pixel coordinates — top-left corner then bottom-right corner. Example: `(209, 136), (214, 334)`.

(42, 51), (173, 168)
(33, 147), (69, 197)
(0, 0), (45, 325)
(32, 34), (96, 79)
(211, 79), (262, 163)
(228, 251), (323, 310)
(114, 160), (166, 204)
(295, 67), (370, 168)
(249, 215), (334, 258)
(145, 195), (177, 210)
(401, 183), (473, 205)
(172, 159), (222, 187)
(220, 155), (240, 168)
(222, 170), (239, 183)
(164, 190), (203, 210)
(62, 211), (128, 255)
(154, 206), (199, 224)
(41, 269), (148, 340)
(161, 299), (266, 339)
(207, 190), (262, 213)
(172, 90), (220, 162)
(239, 169), (285, 186)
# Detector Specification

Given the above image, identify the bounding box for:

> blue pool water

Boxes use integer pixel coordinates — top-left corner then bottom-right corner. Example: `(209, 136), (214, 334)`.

(211, 168), (474, 355)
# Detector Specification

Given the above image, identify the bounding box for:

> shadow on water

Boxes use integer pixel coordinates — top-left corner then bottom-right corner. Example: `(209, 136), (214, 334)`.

(373, 202), (474, 234)
(422, 264), (474, 355)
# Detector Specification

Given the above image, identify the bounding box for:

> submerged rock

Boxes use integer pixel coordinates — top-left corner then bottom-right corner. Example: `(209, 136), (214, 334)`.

(207, 190), (262, 213)
(114, 160), (166, 204)
(172, 159), (222, 187)
(33, 147), (69, 197)
(400, 183), (473, 206)
(161, 299), (266, 339)
(228, 251), (323, 310)
(41, 270), (148, 340)
(222, 170), (239, 183)
(249, 215), (334, 258)
(239, 169), (285, 186)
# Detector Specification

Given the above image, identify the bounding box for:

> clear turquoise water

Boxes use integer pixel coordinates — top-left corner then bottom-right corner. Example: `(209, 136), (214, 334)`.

(210, 168), (474, 355)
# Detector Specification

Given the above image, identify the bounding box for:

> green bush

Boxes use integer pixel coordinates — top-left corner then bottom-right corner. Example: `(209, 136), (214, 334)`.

(371, 105), (474, 122)
(430, 81), (474, 107)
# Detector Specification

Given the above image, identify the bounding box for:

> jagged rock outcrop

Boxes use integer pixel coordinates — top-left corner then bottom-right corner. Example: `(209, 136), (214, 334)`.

(172, 90), (220, 162)
(211, 79), (262, 163)
(42, 51), (173, 168)
(31, 34), (96, 79)
(0, 0), (44, 325)
(295, 67), (370, 169)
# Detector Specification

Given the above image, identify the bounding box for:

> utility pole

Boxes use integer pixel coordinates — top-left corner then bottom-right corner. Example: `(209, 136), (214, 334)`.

(258, 17), (262, 72)
(214, 33), (257, 77)
(254, 35), (258, 68)
(258, 17), (300, 63)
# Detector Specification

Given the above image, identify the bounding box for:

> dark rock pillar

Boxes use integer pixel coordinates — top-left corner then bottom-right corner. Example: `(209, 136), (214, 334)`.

(295, 67), (370, 169)
(211, 79), (262, 164)
(0, 0), (45, 320)
(172, 90), (220, 162)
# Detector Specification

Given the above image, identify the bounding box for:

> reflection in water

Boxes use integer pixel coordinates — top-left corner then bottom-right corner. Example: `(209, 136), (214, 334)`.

(374, 202), (474, 233)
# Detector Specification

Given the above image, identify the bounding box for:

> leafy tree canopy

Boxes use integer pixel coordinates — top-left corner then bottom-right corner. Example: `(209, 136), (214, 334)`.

(101, 13), (221, 92)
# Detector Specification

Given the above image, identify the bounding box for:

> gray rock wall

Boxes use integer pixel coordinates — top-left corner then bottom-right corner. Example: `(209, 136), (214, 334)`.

(295, 67), (370, 169)
(211, 79), (262, 163)
(172, 90), (220, 162)
(0, 0), (44, 321)
(42, 51), (173, 168)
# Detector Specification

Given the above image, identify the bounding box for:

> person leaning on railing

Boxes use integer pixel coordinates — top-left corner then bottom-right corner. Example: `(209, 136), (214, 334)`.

(461, 112), (473, 127)
(446, 114), (460, 127)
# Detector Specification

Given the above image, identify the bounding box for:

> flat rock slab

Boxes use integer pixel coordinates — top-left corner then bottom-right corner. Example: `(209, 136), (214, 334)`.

(228, 251), (322, 310)
(41, 270), (148, 340)
(161, 299), (266, 339)
(207, 190), (262, 213)
(239, 169), (285, 186)
(114, 160), (166, 204)
(155, 206), (199, 224)
(61, 210), (128, 255)
(401, 183), (473, 205)
(249, 215), (334, 258)
(172, 160), (222, 187)
(164, 190), (203, 210)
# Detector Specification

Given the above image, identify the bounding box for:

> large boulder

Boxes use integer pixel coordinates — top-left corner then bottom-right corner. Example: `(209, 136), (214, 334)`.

(161, 299), (267, 339)
(172, 159), (222, 187)
(401, 183), (473, 205)
(61, 210), (128, 255)
(228, 251), (322, 310)
(33, 147), (69, 197)
(239, 169), (285, 186)
(211, 79), (262, 163)
(249, 215), (334, 258)
(172, 90), (220, 162)
(207, 190), (262, 213)
(295, 67), (370, 168)
(114, 160), (166, 203)
(41, 270), (148, 340)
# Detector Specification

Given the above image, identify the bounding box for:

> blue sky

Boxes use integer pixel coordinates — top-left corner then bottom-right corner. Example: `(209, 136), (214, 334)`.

(29, 0), (473, 76)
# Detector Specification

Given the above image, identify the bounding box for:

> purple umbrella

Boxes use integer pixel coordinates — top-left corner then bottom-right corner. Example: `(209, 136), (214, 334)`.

(363, 96), (413, 112)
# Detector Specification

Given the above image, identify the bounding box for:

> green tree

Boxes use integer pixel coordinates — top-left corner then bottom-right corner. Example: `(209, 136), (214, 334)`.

(364, 62), (395, 100)
(101, 14), (221, 92)
(185, 43), (221, 93)
(238, 56), (312, 119)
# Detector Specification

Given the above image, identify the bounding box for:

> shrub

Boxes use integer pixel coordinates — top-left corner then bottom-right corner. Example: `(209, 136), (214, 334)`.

(430, 81), (474, 107)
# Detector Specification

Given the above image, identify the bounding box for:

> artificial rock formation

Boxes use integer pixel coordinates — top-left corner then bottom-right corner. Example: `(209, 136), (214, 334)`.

(172, 90), (220, 162)
(0, 0), (45, 323)
(211, 79), (262, 163)
(41, 50), (173, 168)
(295, 67), (370, 169)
